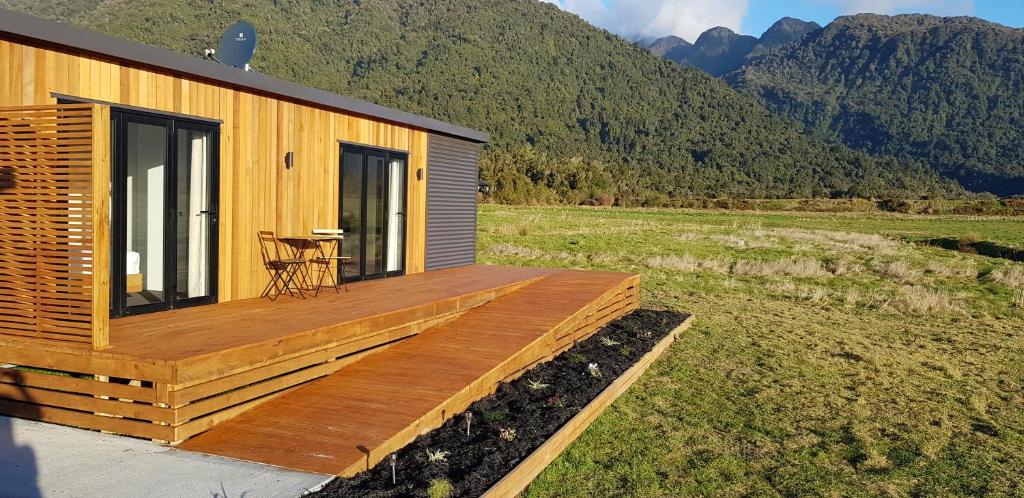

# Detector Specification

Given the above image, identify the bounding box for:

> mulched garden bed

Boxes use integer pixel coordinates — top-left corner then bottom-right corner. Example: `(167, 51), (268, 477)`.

(309, 308), (689, 498)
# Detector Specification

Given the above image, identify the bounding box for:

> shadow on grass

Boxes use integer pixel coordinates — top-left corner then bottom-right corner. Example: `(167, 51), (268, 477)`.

(920, 238), (1024, 263)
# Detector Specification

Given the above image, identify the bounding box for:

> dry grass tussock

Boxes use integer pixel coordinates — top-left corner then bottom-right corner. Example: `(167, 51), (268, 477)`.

(751, 228), (901, 253)
(646, 254), (832, 278)
(485, 243), (618, 266)
(925, 259), (977, 279)
(872, 259), (923, 282)
(733, 257), (829, 278)
(764, 281), (829, 304)
(890, 285), (963, 314)
(645, 254), (731, 274)
(987, 265), (1024, 287)
(486, 243), (544, 258)
(706, 234), (776, 249)
(825, 257), (863, 276)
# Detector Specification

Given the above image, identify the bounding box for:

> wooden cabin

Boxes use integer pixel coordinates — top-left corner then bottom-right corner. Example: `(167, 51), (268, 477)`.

(0, 9), (639, 473)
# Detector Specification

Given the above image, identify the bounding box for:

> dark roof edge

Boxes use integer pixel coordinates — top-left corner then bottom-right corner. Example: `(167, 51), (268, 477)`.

(0, 8), (489, 143)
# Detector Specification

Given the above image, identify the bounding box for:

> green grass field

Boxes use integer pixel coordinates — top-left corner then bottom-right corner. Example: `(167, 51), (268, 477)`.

(476, 205), (1024, 497)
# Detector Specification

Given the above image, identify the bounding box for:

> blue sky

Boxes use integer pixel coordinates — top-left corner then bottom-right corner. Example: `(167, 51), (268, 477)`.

(544, 0), (1023, 41)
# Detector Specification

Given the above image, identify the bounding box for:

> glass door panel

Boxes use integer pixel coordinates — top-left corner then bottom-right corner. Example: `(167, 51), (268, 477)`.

(111, 110), (219, 318)
(386, 158), (406, 274)
(175, 126), (216, 302)
(365, 153), (386, 277)
(339, 145), (408, 281)
(340, 151), (364, 274)
(124, 119), (169, 310)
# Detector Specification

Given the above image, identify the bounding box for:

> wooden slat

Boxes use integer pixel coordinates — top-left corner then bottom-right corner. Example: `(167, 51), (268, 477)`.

(0, 398), (173, 441)
(0, 368), (157, 403)
(0, 382), (170, 422)
(90, 104), (110, 349)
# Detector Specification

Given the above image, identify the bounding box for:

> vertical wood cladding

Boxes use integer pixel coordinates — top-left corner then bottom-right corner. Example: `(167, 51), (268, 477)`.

(0, 36), (428, 304)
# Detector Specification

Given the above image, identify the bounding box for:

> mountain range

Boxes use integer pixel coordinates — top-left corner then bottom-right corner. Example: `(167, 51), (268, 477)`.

(0, 1), (975, 202)
(650, 14), (1024, 196)
(647, 18), (821, 77)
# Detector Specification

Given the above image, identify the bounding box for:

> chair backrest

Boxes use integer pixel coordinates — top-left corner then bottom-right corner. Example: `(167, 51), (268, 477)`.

(257, 230), (283, 263)
(312, 228), (344, 238)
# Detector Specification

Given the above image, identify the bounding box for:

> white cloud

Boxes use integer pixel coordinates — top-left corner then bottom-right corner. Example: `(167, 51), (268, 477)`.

(543, 0), (751, 42)
(816, 0), (975, 16)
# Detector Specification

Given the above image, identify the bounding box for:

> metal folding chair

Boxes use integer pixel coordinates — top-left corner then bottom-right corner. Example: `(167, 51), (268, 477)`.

(258, 230), (307, 300)
(310, 229), (351, 296)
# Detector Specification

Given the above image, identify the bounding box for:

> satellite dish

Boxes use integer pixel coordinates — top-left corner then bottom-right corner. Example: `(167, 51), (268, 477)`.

(216, 21), (257, 69)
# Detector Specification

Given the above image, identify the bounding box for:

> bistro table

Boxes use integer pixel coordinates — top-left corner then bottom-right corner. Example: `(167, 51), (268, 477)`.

(277, 235), (339, 291)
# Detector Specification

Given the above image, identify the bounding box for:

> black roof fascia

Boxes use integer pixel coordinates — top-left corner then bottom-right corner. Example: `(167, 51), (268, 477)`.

(0, 8), (489, 143)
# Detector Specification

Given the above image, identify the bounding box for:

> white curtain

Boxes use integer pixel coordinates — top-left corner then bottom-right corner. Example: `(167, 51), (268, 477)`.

(386, 160), (405, 272)
(187, 133), (209, 298)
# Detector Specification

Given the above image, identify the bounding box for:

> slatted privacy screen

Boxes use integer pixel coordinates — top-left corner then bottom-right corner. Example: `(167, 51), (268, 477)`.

(0, 104), (108, 348)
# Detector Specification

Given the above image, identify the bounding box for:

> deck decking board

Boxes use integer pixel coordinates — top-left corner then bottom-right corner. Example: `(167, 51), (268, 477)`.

(0, 266), (557, 439)
(0, 265), (639, 452)
(107, 265), (551, 362)
(178, 270), (637, 475)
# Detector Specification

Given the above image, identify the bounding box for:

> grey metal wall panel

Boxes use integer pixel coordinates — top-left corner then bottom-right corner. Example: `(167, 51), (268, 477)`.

(426, 134), (479, 270)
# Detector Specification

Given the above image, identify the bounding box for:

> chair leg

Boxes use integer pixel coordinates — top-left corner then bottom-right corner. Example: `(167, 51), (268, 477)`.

(280, 264), (305, 299)
(262, 267), (288, 300)
(323, 261), (340, 294)
(313, 262), (331, 298)
(339, 260), (349, 292)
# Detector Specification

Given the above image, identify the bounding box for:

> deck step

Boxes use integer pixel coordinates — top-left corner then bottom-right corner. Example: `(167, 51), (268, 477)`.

(177, 269), (639, 475)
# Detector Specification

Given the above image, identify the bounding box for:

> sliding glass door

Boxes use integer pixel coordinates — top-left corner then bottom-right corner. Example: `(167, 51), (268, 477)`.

(110, 110), (219, 317)
(339, 145), (407, 281)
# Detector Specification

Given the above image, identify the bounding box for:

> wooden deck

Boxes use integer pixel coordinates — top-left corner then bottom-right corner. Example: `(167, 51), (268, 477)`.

(179, 270), (639, 475)
(0, 265), (638, 445)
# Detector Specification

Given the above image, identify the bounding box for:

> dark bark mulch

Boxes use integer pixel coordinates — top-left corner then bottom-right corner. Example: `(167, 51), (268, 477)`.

(310, 309), (688, 498)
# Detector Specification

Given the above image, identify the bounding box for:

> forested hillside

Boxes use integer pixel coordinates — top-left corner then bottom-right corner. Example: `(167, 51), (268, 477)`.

(727, 14), (1024, 195)
(0, 1), (959, 202)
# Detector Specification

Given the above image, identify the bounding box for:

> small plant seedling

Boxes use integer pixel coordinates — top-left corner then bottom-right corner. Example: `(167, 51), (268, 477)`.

(427, 478), (454, 498)
(425, 448), (450, 463)
(619, 345), (633, 356)
(568, 353), (588, 365)
(527, 379), (550, 390)
(498, 427), (517, 442)
(482, 409), (507, 423)
(587, 362), (602, 378)
(545, 394), (565, 408)
(600, 336), (621, 347)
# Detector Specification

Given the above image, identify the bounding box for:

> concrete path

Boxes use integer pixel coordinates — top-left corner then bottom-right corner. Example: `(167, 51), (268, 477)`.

(0, 416), (332, 498)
